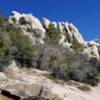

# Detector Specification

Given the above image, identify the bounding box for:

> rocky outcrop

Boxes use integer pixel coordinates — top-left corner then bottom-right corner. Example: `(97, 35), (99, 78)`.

(42, 18), (50, 29)
(9, 11), (84, 46)
(42, 18), (84, 46)
(9, 11), (46, 44)
(9, 11), (100, 59)
(84, 45), (100, 59)
(1, 68), (100, 100)
(9, 11), (45, 32)
(83, 41), (100, 59)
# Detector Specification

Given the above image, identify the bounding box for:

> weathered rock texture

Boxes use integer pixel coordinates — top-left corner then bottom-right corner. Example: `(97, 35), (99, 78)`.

(9, 11), (85, 46)
(9, 11), (100, 59)
(0, 67), (100, 100)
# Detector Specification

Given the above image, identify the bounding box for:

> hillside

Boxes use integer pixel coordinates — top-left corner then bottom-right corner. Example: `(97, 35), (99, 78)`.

(0, 63), (100, 100)
(0, 11), (100, 100)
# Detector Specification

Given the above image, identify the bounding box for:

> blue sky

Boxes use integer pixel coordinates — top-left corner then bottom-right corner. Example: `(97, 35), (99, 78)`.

(0, 0), (100, 41)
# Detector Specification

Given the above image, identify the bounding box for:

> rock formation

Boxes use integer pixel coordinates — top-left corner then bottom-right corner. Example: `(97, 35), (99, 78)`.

(0, 11), (99, 100)
(0, 67), (100, 100)
(9, 11), (100, 59)
(9, 11), (84, 46)
(9, 11), (46, 44)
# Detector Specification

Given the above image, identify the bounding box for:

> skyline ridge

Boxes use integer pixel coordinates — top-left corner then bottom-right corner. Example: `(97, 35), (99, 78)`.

(0, 0), (100, 41)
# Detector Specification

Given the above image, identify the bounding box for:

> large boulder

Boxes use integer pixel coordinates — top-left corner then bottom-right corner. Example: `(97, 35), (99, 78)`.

(9, 11), (46, 45)
(67, 23), (84, 44)
(83, 40), (100, 59)
(57, 22), (85, 47)
(84, 45), (100, 59)
(9, 11), (45, 32)
(88, 40), (100, 47)
(42, 18), (50, 29)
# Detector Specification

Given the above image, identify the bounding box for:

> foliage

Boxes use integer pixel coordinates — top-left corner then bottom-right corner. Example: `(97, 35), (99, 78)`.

(51, 52), (99, 86)
(8, 28), (34, 67)
(29, 40), (99, 86)
(0, 13), (99, 86)
(46, 23), (61, 44)
(71, 39), (84, 52)
(32, 43), (68, 70)
(0, 13), (34, 68)
(0, 32), (13, 70)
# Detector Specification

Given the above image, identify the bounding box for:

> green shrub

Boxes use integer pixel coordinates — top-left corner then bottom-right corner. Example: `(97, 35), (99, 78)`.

(46, 23), (61, 44)
(31, 43), (99, 86)
(0, 32), (13, 70)
(0, 13), (9, 30)
(0, 13), (34, 67)
(9, 28), (34, 67)
(71, 39), (84, 52)
(51, 52), (99, 86)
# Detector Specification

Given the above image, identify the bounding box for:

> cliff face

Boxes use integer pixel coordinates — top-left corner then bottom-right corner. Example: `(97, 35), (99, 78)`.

(9, 11), (100, 59)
